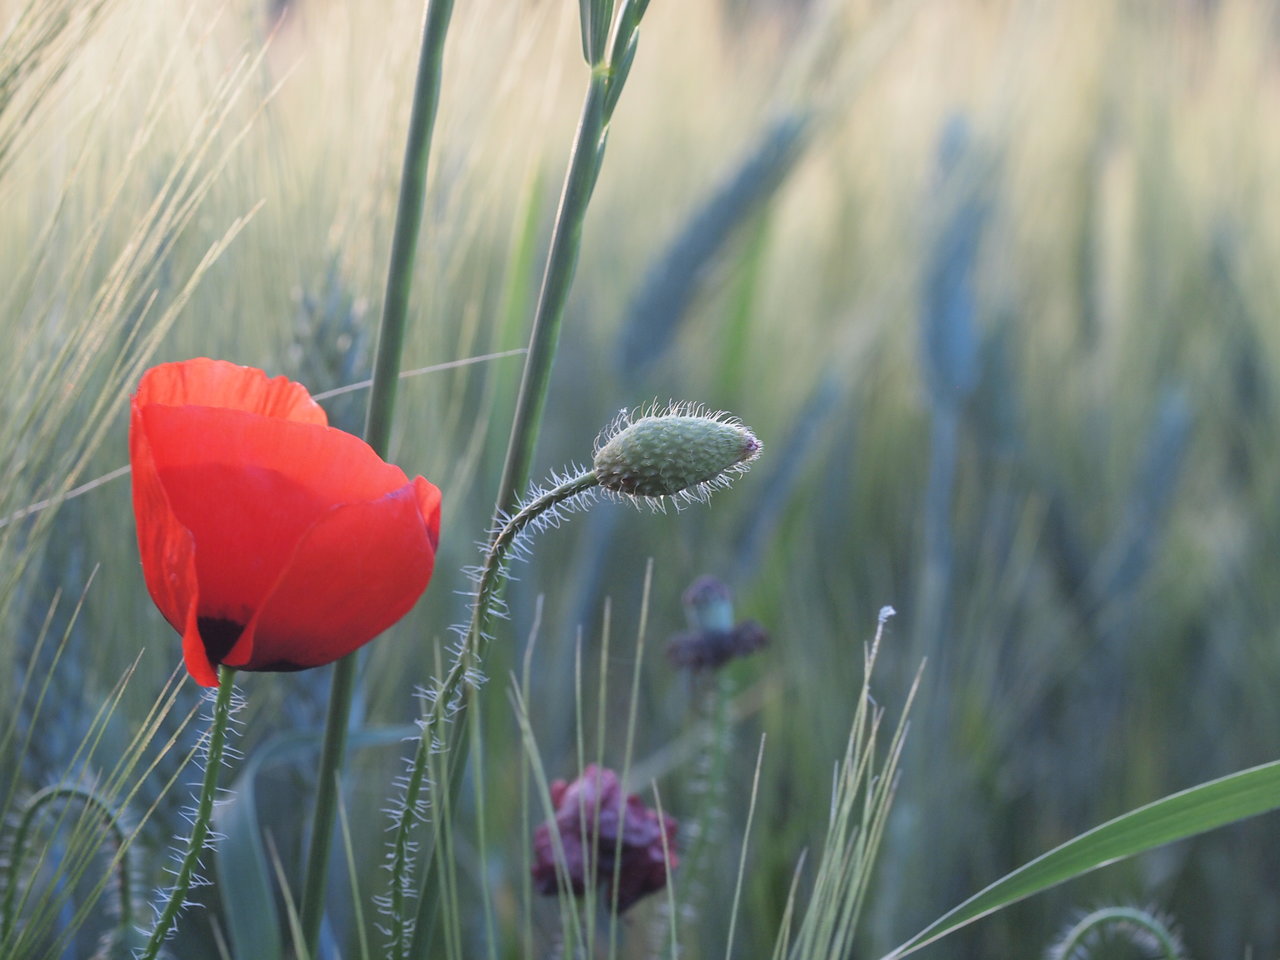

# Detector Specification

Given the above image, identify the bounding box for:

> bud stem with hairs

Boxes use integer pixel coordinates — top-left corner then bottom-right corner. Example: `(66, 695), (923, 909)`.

(386, 405), (760, 955)
(594, 405), (762, 501)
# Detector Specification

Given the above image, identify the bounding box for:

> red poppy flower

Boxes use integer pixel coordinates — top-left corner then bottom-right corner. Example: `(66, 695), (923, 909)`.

(130, 358), (442, 687)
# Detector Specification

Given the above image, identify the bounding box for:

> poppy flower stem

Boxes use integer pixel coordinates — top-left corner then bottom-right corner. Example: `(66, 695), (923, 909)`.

(388, 469), (601, 954)
(140, 666), (237, 960)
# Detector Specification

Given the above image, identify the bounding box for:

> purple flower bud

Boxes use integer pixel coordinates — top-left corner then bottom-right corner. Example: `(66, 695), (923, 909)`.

(682, 575), (734, 632)
(531, 764), (678, 912)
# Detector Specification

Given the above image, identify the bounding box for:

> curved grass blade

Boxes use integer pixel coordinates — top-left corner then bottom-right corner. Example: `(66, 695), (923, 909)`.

(882, 758), (1280, 958)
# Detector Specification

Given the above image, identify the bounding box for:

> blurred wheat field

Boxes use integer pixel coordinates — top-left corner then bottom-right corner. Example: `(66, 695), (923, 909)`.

(4, 0), (1280, 957)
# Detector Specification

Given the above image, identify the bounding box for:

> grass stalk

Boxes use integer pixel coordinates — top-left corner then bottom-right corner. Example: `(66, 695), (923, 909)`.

(494, 69), (609, 513)
(298, 0), (457, 952)
(391, 3), (650, 945)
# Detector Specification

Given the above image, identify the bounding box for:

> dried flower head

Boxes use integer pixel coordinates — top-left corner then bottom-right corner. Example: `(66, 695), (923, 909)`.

(592, 403), (761, 505)
(531, 764), (677, 913)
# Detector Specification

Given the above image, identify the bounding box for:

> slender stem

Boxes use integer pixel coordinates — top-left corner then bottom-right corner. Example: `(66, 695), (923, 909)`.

(398, 3), (646, 948)
(494, 70), (609, 515)
(298, 0), (456, 952)
(471, 471), (601, 653)
(390, 471), (599, 956)
(140, 667), (236, 960)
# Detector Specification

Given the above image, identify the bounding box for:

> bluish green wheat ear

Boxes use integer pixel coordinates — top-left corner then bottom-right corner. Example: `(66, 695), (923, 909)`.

(378, 403), (760, 957)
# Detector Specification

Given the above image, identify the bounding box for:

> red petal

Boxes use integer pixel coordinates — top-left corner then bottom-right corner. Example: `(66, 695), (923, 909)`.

(131, 403), (219, 685)
(226, 476), (441, 670)
(180, 611), (220, 687)
(135, 358), (327, 426)
(139, 404), (416, 624)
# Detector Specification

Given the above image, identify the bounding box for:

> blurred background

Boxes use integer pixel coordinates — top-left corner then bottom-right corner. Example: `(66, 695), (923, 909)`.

(3, 0), (1280, 956)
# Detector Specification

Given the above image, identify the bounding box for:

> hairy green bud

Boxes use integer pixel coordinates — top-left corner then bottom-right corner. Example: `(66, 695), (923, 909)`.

(592, 404), (761, 502)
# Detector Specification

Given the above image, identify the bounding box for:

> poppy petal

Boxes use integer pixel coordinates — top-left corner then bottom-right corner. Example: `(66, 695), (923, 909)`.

(131, 389), (221, 686)
(181, 612), (220, 687)
(135, 357), (327, 425)
(138, 404), (418, 625)
(224, 476), (442, 671)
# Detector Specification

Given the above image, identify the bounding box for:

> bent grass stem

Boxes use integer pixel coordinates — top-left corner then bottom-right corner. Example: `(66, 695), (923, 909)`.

(1, 785), (133, 945)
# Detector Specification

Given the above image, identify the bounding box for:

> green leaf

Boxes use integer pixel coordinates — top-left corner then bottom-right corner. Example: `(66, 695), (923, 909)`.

(883, 758), (1280, 957)
(603, 31), (637, 119)
(216, 726), (416, 960)
(577, 0), (592, 62)
(216, 734), (306, 960)
(589, 0), (615, 65)
(577, 0), (615, 64)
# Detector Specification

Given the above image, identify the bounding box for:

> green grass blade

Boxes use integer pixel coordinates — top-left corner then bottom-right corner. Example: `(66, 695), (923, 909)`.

(883, 758), (1280, 958)
(216, 742), (295, 960)
(494, 70), (608, 514)
(217, 726), (415, 960)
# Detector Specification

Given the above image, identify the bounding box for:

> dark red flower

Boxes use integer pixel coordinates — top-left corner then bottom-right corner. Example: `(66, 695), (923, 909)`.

(531, 764), (678, 913)
(130, 358), (441, 687)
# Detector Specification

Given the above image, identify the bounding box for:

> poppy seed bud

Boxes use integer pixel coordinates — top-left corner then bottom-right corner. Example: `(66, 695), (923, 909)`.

(592, 405), (761, 502)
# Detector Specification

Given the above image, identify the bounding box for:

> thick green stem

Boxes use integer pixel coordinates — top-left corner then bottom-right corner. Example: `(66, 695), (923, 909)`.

(364, 0), (456, 456)
(674, 672), (733, 928)
(298, 0), (455, 952)
(140, 666), (236, 960)
(394, 4), (647, 949)
(495, 0), (647, 519)
(494, 71), (609, 515)
(387, 471), (599, 956)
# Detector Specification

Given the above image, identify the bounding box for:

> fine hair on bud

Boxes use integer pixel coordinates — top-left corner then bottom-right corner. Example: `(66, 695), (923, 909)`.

(592, 402), (762, 504)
